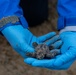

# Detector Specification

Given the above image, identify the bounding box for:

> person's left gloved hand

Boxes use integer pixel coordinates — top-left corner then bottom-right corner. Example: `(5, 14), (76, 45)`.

(2, 25), (60, 58)
(24, 31), (76, 70)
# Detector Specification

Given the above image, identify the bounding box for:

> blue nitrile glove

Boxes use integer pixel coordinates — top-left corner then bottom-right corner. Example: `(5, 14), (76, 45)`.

(1, 25), (60, 58)
(24, 31), (76, 70)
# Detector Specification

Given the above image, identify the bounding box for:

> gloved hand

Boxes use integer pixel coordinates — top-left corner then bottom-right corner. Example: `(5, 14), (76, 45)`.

(24, 31), (76, 70)
(1, 25), (60, 58)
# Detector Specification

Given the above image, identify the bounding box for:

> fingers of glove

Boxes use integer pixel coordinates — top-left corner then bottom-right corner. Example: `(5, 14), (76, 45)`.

(24, 55), (70, 70)
(24, 57), (55, 68)
(32, 59), (55, 68)
(51, 40), (62, 49)
(24, 55), (75, 70)
(31, 55), (74, 70)
(50, 49), (61, 54)
(38, 32), (56, 42)
(46, 35), (60, 46)
(24, 58), (36, 65)
(53, 47), (76, 67)
(18, 41), (35, 53)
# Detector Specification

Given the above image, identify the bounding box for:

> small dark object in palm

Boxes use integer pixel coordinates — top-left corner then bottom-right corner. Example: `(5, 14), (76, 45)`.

(26, 42), (60, 60)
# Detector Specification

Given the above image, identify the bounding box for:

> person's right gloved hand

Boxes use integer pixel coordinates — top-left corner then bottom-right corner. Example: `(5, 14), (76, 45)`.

(24, 31), (76, 70)
(1, 25), (60, 58)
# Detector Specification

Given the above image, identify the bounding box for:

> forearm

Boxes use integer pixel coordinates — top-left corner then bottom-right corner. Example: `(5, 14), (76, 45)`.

(0, 0), (28, 33)
(57, 0), (76, 31)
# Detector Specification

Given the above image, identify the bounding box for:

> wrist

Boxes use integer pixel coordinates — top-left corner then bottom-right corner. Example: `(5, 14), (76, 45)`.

(1, 25), (25, 35)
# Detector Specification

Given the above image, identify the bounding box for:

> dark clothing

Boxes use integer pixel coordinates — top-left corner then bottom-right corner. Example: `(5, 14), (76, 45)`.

(20, 0), (48, 27)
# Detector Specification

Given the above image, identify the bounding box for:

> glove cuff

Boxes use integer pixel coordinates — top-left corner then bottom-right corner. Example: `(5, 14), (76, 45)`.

(59, 26), (76, 34)
(0, 15), (28, 32)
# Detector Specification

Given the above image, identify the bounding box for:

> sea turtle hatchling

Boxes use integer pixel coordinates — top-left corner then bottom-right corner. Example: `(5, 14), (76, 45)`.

(26, 42), (60, 60)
